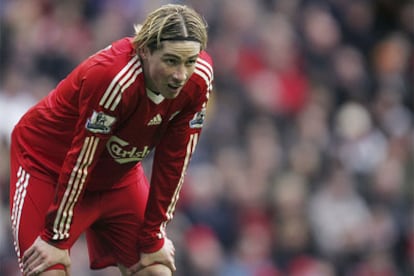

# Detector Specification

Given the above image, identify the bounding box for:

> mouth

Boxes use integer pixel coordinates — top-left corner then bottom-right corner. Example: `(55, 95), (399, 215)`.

(167, 83), (185, 95)
(168, 83), (183, 90)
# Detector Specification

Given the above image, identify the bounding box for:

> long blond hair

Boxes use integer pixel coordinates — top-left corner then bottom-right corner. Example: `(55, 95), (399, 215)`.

(132, 4), (208, 52)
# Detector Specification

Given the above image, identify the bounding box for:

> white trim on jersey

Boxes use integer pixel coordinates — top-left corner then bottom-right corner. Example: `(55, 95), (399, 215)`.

(158, 133), (199, 239)
(197, 58), (213, 77)
(11, 166), (30, 271)
(99, 55), (142, 111)
(195, 58), (214, 92)
(194, 68), (212, 92)
(52, 136), (99, 240)
(110, 67), (143, 111)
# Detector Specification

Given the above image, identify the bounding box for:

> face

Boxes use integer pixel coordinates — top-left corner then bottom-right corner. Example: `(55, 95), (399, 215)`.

(140, 41), (201, 99)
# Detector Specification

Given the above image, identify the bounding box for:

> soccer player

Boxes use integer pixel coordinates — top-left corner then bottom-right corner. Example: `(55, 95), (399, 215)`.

(9, 4), (213, 276)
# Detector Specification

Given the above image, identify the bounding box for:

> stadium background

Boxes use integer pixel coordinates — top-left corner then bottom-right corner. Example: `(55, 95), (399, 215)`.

(0, 0), (413, 275)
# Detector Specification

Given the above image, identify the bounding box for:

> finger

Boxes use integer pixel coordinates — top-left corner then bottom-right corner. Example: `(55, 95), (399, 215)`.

(24, 256), (42, 276)
(23, 250), (40, 272)
(24, 262), (39, 276)
(65, 263), (72, 276)
(140, 261), (176, 273)
(154, 259), (176, 272)
(170, 259), (176, 271)
(161, 262), (176, 272)
(132, 263), (144, 273)
(63, 250), (71, 268)
(139, 257), (155, 268)
(128, 263), (141, 274)
(164, 252), (176, 271)
(27, 263), (44, 276)
(22, 246), (36, 262)
(24, 250), (48, 276)
(169, 262), (176, 272)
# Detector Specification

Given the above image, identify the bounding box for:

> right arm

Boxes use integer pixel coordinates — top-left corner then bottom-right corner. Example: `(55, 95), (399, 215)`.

(40, 61), (120, 248)
(21, 60), (117, 274)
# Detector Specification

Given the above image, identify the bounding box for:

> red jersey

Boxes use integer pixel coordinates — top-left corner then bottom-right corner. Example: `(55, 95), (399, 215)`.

(12, 37), (213, 252)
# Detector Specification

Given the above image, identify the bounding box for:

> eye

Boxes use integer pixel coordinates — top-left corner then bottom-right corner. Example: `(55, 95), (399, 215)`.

(164, 58), (178, 66)
(185, 59), (197, 66)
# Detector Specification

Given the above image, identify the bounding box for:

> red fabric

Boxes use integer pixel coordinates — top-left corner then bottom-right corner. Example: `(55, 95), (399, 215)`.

(11, 37), (213, 254)
(10, 144), (151, 268)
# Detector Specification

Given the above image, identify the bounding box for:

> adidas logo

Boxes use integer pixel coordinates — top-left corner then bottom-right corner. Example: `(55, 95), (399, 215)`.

(147, 114), (162, 126)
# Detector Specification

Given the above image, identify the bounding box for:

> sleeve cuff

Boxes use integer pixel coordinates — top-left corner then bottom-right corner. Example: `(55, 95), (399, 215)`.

(40, 231), (68, 249)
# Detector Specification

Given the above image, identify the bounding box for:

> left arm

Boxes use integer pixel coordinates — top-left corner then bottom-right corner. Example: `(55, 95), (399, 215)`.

(139, 91), (210, 253)
(138, 52), (213, 255)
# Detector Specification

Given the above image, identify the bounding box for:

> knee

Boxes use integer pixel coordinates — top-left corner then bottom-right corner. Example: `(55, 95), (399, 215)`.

(135, 264), (172, 276)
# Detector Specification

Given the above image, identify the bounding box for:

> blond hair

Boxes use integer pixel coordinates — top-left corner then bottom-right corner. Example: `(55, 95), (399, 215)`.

(132, 4), (208, 52)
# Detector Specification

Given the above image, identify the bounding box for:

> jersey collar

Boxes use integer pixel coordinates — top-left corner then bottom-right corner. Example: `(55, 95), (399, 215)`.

(146, 88), (165, 104)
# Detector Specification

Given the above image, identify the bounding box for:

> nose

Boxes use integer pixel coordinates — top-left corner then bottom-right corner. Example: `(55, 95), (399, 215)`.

(172, 64), (187, 83)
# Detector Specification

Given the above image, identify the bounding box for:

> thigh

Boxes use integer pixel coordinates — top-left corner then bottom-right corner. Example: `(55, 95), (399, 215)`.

(9, 163), (56, 268)
(86, 170), (150, 269)
(9, 147), (100, 272)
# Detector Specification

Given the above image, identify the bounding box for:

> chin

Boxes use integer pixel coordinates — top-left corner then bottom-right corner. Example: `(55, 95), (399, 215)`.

(165, 93), (180, 99)
(163, 89), (181, 99)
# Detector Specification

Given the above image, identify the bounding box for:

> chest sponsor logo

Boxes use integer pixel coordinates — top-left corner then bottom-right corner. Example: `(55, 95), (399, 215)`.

(86, 111), (116, 134)
(106, 136), (150, 164)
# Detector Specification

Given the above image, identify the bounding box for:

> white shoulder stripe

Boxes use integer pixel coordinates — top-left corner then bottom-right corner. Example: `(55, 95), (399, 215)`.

(196, 58), (213, 76)
(195, 59), (214, 91)
(100, 55), (138, 105)
(195, 62), (213, 81)
(194, 68), (213, 91)
(104, 61), (141, 109)
(99, 56), (141, 110)
(110, 67), (142, 111)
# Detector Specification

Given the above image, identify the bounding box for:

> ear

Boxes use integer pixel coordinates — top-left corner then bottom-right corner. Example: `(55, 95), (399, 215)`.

(138, 46), (150, 59)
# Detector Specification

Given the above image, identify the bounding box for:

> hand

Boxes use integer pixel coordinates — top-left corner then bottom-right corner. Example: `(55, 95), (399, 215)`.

(22, 236), (71, 276)
(128, 238), (176, 275)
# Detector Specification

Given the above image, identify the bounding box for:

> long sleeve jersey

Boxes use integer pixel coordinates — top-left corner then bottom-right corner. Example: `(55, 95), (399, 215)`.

(12, 37), (213, 252)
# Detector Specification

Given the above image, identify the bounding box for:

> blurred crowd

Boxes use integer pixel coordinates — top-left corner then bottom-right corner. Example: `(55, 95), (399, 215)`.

(0, 0), (413, 275)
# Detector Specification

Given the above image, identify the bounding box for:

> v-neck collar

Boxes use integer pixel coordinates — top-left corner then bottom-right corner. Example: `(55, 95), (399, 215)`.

(146, 88), (165, 104)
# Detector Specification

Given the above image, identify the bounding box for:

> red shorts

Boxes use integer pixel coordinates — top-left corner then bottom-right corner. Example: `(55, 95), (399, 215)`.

(9, 143), (150, 272)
